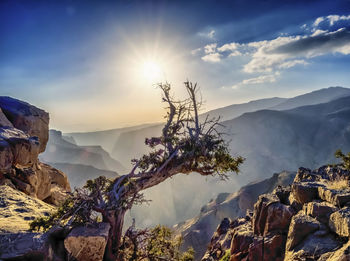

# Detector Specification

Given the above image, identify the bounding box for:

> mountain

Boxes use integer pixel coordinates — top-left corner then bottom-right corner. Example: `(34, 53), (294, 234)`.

(65, 123), (157, 153)
(270, 86), (350, 110)
(111, 124), (163, 167)
(48, 162), (119, 189)
(174, 171), (296, 260)
(223, 95), (350, 185)
(40, 130), (126, 174)
(110, 86), (350, 168)
(199, 97), (286, 122)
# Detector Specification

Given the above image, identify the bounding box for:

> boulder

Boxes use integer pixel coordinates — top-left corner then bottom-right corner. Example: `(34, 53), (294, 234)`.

(0, 127), (40, 171)
(252, 193), (295, 236)
(286, 212), (320, 251)
(303, 201), (337, 224)
(0, 96), (49, 153)
(64, 222), (110, 261)
(291, 182), (324, 204)
(285, 231), (341, 260)
(229, 221), (253, 261)
(252, 194), (279, 236)
(9, 162), (70, 204)
(318, 186), (350, 207)
(247, 234), (286, 261)
(329, 207), (350, 237)
(318, 240), (350, 261)
(263, 202), (295, 235)
(0, 108), (13, 127)
(0, 232), (49, 260)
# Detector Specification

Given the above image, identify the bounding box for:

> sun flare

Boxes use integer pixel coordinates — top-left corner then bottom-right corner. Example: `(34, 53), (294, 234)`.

(141, 60), (163, 82)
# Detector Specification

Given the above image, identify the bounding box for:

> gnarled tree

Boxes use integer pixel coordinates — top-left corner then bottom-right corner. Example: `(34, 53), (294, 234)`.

(31, 81), (244, 260)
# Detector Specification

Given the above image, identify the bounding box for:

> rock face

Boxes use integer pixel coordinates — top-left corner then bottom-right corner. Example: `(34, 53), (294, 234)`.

(0, 96), (70, 205)
(64, 223), (110, 261)
(202, 165), (350, 261)
(175, 171), (296, 260)
(0, 96), (49, 152)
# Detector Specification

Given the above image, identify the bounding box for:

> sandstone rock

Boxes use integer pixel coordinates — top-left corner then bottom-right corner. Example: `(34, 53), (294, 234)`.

(294, 167), (321, 182)
(0, 108), (13, 127)
(0, 127), (40, 171)
(247, 234), (286, 261)
(0, 232), (50, 260)
(329, 207), (350, 237)
(229, 220), (253, 261)
(285, 231), (341, 260)
(291, 182), (324, 204)
(9, 162), (70, 204)
(303, 201), (338, 224)
(318, 186), (350, 207)
(252, 194), (280, 236)
(318, 240), (350, 261)
(64, 222), (110, 261)
(263, 201), (295, 235)
(286, 212), (320, 251)
(252, 193), (294, 236)
(0, 96), (49, 153)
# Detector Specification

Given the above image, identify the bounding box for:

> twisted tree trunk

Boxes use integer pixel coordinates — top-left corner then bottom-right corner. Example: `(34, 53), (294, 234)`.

(103, 209), (127, 261)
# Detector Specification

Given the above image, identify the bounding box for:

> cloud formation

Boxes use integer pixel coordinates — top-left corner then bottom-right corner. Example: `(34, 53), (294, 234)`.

(196, 13), (350, 87)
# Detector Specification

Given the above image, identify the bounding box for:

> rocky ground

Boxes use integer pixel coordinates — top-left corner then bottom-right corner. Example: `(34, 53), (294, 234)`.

(202, 165), (350, 260)
(0, 185), (54, 233)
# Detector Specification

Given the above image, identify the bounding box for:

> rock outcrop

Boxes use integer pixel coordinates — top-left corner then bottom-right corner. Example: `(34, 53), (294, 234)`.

(175, 171), (295, 260)
(202, 165), (350, 261)
(64, 222), (110, 261)
(0, 96), (70, 205)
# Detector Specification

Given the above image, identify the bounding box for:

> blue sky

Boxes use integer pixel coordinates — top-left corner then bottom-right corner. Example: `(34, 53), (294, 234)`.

(1, 0), (350, 131)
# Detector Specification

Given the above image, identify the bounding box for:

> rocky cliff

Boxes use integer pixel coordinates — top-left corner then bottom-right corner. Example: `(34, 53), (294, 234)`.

(0, 97), (70, 206)
(175, 171), (296, 260)
(202, 165), (350, 260)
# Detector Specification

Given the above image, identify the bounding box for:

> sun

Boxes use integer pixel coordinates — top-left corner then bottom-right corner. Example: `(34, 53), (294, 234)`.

(141, 60), (163, 82)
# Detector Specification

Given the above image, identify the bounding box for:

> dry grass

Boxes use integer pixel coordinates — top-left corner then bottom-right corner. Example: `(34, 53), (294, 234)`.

(327, 178), (350, 190)
(0, 185), (55, 233)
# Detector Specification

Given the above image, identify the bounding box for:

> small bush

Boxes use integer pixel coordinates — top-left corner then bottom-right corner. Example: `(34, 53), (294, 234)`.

(219, 250), (231, 261)
(335, 149), (350, 170)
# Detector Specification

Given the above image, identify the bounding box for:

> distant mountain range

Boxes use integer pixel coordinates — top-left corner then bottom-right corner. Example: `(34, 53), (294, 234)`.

(46, 86), (350, 227)
(39, 130), (126, 188)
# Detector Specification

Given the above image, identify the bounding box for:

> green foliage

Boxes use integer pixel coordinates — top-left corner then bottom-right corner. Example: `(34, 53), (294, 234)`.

(30, 197), (75, 231)
(335, 149), (350, 170)
(30, 176), (112, 232)
(120, 225), (194, 261)
(219, 250), (231, 261)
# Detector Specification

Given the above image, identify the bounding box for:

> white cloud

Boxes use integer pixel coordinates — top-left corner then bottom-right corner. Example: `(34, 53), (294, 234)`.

(200, 14), (350, 85)
(204, 43), (217, 54)
(243, 28), (350, 73)
(313, 14), (350, 27)
(313, 17), (325, 27)
(191, 47), (202, 55)
(201, 52), (221, 62)
(311, 29), (328, 36)
(231, 73), (278, 89)
(278, 60), (308, 69)
(217, 42), (240, 52)
(242, 74), (277, 85)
